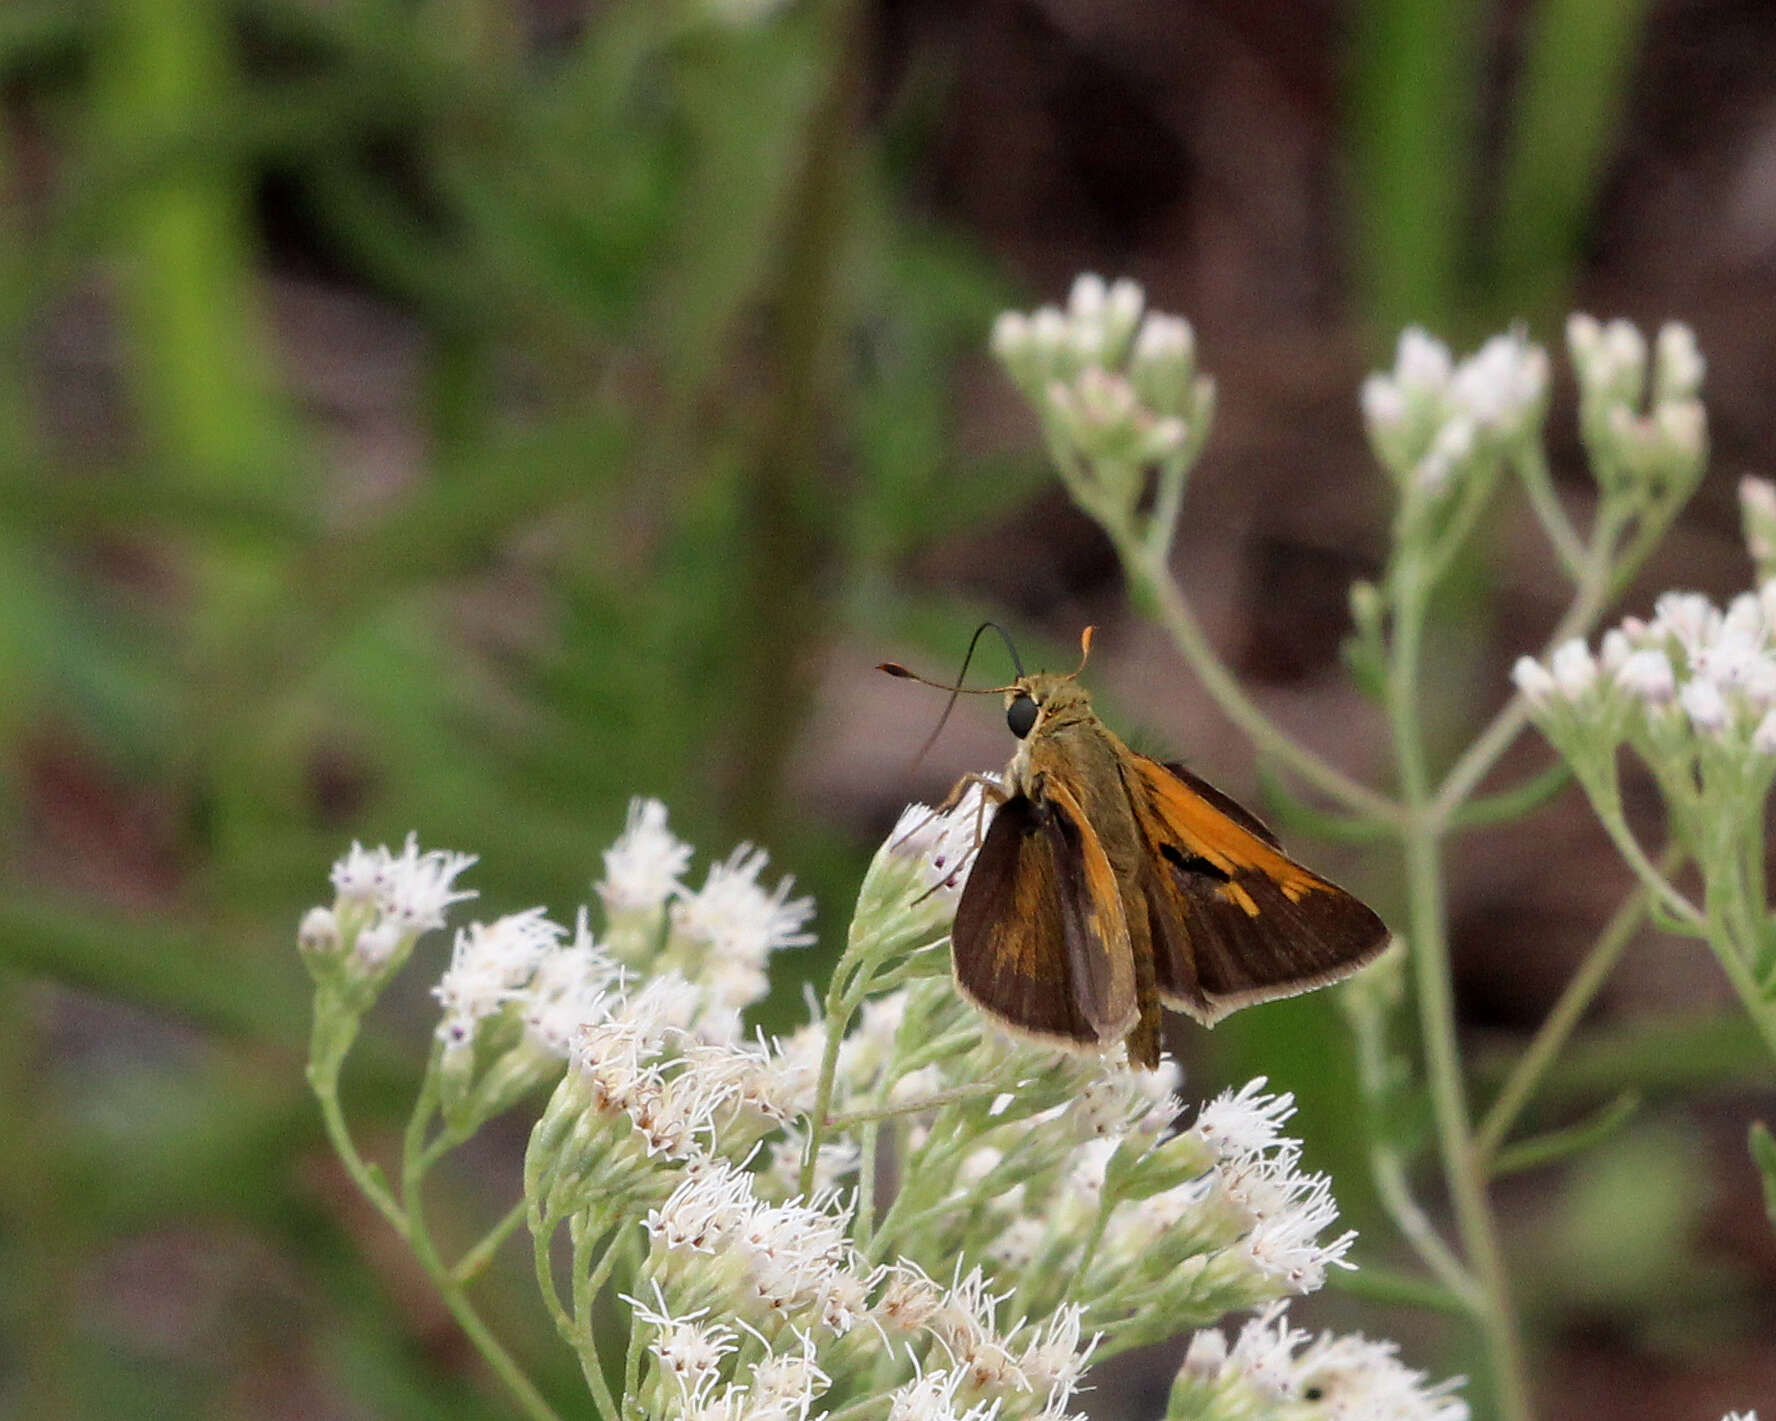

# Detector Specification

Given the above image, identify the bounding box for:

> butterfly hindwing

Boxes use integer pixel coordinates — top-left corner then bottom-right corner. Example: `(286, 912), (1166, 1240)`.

(952, 789), (1138, 1048)
(1124, 754), (1389, 1023)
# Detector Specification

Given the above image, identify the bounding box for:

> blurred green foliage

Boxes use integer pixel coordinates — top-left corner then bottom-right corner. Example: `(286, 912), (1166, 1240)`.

(0, 0), (1022, 1412)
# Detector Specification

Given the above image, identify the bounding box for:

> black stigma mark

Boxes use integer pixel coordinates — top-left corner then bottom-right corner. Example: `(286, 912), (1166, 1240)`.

(1161, 843), (1232, 882)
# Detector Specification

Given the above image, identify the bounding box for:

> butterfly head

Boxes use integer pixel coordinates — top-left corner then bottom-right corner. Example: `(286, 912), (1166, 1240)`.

(1004, 672), (1092, 741)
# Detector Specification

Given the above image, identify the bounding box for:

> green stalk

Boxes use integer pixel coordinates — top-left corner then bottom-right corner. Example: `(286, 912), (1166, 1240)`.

(1474, 857), (1671, 1169)
(401, 1062), (563, 1421)
(1129, 545), (1402, 824)
(1390, 554), (1534, 1421)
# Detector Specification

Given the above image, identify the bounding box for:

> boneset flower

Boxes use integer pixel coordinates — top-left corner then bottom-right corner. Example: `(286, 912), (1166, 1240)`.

(305, 791), (1463, 1417)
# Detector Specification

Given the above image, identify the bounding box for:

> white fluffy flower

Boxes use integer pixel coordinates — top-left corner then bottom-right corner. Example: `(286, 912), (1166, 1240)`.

(647, 1161), (758, 1254)
(434, 908), (564, 1047)
(521, 908), (622, 1055)
(629, 1285), (739, 1399)
(673, 846), (815, 966)
(887, 775), (1001, 906)
(1448, 330), (1548, 436)
(1549, 639), (1598, 698)
(331, 835), (478, 933)
(599, 798), (694, 915)
(1680, 676), (1730, 734)
(885, 1367), (1002, 1421)
(1185, 1080), (1354, 1293)
(1395, 328), (1453, 394)
(1178, 1303), (1469, 1420)
(1510, 655), (1558, 709)
(1615, 648), (1676, 703)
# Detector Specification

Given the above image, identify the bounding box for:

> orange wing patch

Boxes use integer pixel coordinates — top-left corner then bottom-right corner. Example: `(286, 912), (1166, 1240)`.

(1122, 754), (1389, 1024)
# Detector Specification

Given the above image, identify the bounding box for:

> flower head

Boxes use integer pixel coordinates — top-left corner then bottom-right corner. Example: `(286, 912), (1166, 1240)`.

(600, 798), (694, 919)
(434, 908), (564, 1049)
(1172, 1303), (1469, 1420)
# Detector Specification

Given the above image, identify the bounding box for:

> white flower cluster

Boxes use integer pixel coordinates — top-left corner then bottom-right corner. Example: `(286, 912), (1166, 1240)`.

(1170, 1302), (1470, 1420)
(596, 800), (815, 1045)
(1512, 586), (1776, 759)
(1741, 476), (1776, 579)
(300, 835), (480, 1004)
(1362, 328), (1549, 496)
(307, 791), (1463, 1421)
(1567, 315), (1706, 486)
(990, 275), (1213, 531)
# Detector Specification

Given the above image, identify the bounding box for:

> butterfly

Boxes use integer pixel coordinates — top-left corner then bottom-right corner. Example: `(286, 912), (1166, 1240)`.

(882, 626), (1389, 1068)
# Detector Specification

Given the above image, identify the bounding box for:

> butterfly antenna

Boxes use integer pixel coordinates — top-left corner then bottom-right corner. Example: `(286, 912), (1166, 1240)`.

(877, 621), (1025, 767)
(1071, 624), (1095, 678)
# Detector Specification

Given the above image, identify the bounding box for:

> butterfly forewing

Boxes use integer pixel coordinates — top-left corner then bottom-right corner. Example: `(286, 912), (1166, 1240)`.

(952, 791), (1138, 1047)
(1124, 755), (1389, 1023)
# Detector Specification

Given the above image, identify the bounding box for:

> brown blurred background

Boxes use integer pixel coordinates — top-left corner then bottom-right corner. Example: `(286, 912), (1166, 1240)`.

(3, 0), (1776, 1416)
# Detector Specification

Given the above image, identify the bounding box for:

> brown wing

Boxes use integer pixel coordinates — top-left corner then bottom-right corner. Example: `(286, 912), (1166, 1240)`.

(951, 788), (1138, 1048)
(1123, 754), (1389, 1025)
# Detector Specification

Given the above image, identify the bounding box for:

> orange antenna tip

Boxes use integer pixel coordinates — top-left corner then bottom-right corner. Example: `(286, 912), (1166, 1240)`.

(1072, 625), (1096, 677)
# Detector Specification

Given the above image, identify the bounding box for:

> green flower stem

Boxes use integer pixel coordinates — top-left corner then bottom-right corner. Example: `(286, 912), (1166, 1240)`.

(1369, 1142), (1483, 1310)
(1447, 761), (1571, 830)
(1124, 541), (1403, 824)
(1327, 1262), (1472, 1314)
(401, 1059), (563, 1421)
(1419, 457), (1507, 589)
(1703, 901), (1776, 1063)
(1431, 502), (1624, 823)
(570, 1215), (623, 1421)
(1345, 942), (1481, 1310)
(453, 1198), (530, 1285)
(1050, 1191), (1114, 1318)
(1473, 855), (1672, 1171)
(854, 1112), (882, 1248)
(800, 961), (864, 1197)
(1586, 788), (1705, 933)
(1389, 553), (1533, 1421)
(1488, 1092), (1640, 1176)
(1145, 399), (1215, 567)
(306, 1018), (406, 1236)
(1515, 440), (1588, 580)
(532, 1208), (578, 1344)
(621, 1288), (646, 1417)
(824, 1080), (1004, 1130)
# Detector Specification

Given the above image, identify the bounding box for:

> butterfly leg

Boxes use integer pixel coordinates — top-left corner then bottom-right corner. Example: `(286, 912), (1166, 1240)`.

(902, 772), (1008, 902)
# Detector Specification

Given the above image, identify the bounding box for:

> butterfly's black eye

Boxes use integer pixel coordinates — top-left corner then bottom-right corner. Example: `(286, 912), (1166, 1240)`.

(1007, 694), (1038, 739)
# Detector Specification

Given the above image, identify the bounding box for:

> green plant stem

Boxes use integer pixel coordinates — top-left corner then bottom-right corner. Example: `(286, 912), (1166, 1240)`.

(532, 1209), (576, 1338)
(1488, 1092), (1640, 1176)
(570, 1215), (624, 1421)
(1449, 761), (1570, 830)
(1514, 441), (1588, 579)
(1474, 856), (1672, 1169)
(1705, 918), (1776, 1062)
(307, 1047), (406, 1235)
(1370, 1140), (1482, 1310)
(800, 966), (860, 1197)
(1390, 553), (1533, 1421)
(824, 1080), (1004, 1130)
(454, 1198), (530, 1284)
(402, 1064), (563, 1421)
(1588, 789), (1705, 932)
(1327, 1261), (1472, 1314)
(1127, 543), (1402, 824)
(1400, 823), (1531, 1421)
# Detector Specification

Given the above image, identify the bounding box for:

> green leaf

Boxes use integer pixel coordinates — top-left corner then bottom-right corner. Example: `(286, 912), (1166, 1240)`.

(1750, 1121), (1776, 1232)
